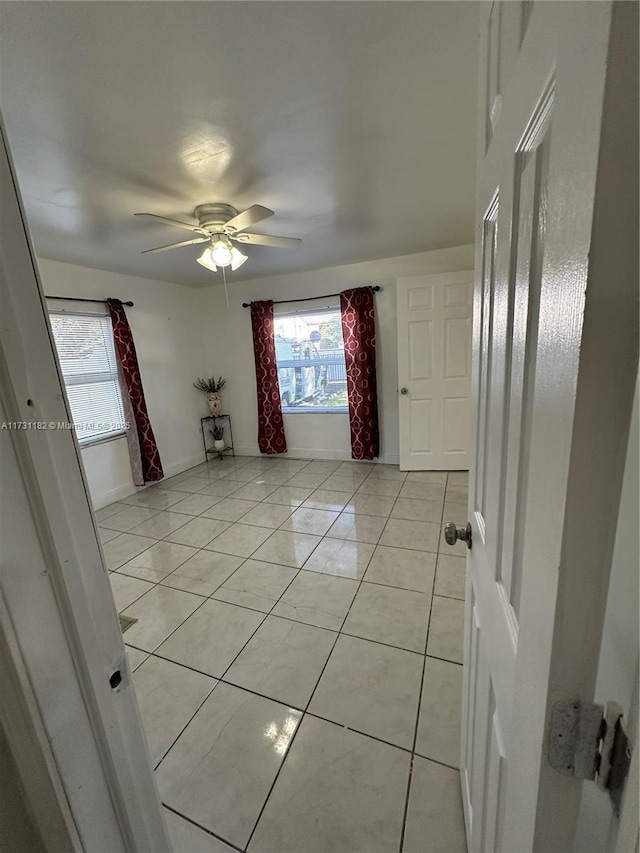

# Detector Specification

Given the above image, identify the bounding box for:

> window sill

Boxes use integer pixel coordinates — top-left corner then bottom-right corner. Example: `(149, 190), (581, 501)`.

(282, 408), (348, 415)
(79, 430), (127, 450)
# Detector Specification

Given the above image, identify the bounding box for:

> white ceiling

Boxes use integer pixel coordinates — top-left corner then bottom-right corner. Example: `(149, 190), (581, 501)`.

(0, 2), (479, 287)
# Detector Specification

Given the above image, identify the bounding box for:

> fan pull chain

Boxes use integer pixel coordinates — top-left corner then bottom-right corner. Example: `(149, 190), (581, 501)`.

(222, 266), (230, 308)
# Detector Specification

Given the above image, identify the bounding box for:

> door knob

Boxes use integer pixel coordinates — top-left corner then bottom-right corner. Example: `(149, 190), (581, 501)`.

(400, 387), (409, 395)
(444, 521), (472, 549)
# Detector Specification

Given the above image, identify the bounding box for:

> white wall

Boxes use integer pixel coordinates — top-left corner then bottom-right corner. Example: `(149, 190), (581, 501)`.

(37, 259), (207, 508)
(196, 245), (475, 463)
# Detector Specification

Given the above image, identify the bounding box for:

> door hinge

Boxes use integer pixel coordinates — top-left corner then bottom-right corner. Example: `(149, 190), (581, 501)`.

(549, 699), (633, 817)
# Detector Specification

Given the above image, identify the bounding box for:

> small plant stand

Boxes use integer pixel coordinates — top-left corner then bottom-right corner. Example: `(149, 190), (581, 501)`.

(200, 414), (235, 462)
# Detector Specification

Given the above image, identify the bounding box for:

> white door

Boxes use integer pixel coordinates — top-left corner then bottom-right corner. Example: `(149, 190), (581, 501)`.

(397, 271), (473, 470)
(0, 116), (170, 848)
(452, 2), (638, 852)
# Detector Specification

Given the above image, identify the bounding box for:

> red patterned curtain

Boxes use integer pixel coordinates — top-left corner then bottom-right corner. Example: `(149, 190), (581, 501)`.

(250, 300), (288, 454)
(340, 287), (380, 460)
(106, 299), (164, 485)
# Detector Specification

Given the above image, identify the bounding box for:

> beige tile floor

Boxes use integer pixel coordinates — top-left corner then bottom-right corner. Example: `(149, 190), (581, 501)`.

(99, 455), (469, 853)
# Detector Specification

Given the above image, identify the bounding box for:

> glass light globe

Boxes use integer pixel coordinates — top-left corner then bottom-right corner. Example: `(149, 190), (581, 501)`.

(230, 247), (248, 270)
(196, 246), (218, 271)
(211, 238), (233, 267)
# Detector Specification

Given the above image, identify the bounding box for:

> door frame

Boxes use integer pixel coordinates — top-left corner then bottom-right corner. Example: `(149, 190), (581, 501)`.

(0, 114), (170, 849)
(0, 590), (81, 850)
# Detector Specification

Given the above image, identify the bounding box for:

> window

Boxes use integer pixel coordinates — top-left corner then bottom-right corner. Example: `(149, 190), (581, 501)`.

(49, 311), (127, 444)
(274, 306), (348, 412)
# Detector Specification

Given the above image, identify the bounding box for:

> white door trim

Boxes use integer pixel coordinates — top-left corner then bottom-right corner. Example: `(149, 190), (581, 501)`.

(0, 114), (170, 850)
(0, 590), (81, 851)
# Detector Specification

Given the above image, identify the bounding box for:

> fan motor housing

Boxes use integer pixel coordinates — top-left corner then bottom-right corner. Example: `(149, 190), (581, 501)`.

(194, 203), (238, 232)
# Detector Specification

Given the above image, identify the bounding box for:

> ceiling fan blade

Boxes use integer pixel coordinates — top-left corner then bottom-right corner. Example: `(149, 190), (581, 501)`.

(225, 205), (274, 234)
(141, 237), (209, 254)
(233, 232), (301, 249)
(134, 212), (202, 233)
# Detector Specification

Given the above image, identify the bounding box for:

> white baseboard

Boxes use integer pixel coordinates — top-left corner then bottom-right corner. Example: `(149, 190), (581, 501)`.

(163, 452), (207, 479)
(379, 452), (400, 466)
(92, 482), (138, 510)
(91, 452), (205, 510)
(233, 445), (400, 466)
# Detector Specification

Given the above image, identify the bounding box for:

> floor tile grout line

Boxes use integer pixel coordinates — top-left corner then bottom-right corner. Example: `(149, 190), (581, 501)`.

(121, 579), (208, 607)
(398, 469), (450, 853)
(299, 709), (463, 771)
(431, 590), (466, 603)
(113, 542), (197, 576)
(123, 590), (212, 657)
(302, 709), (414, 755)
(240, 726), (307, 850)
(338, 627), (428, 656)
(98, 505), (164, 533)
(162, 803), (245, 853)
(152, 678), (218, 772)
(104, 534), (166, 571)
(409, 750), (462, 774)
(347, 477), (407, 599)
(242, 582), (346, 852)
(112, 577), (160, 614)
(419, 650), (464, 667)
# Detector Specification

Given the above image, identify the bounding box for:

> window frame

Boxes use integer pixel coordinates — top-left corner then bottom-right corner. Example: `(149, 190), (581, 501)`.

(48, 307), (128, 447)
(273, 303), (349, 415)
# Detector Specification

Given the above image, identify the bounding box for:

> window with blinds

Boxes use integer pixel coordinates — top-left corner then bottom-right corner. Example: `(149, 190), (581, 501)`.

(49, 312), (127, 444)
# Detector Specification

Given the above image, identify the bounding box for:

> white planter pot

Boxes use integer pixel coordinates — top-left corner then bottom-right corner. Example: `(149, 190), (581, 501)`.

(213, 438), (225, 451)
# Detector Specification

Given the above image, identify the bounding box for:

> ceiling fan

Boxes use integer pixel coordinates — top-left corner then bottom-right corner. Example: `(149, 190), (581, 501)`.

(134, 203), (301, 272)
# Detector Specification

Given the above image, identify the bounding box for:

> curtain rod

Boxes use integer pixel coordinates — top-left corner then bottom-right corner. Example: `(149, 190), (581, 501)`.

(241, 285), (381, 309)
(47, 296), (134, 307)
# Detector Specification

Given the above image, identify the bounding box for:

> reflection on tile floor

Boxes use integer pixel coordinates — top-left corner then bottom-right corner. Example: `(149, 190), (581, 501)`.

(101, 456), (468, 852)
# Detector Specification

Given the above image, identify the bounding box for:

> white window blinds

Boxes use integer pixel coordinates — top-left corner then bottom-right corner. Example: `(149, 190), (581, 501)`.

(49, 311), (127, 444)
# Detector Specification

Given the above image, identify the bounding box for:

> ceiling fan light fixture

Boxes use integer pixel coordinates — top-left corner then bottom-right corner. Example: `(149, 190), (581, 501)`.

(197, 242), (247, 273)
(211, 236), (233, 267)
(137, 203), (301, 275)
(230, 246), (248, 271)
(196, 246), (218, 272)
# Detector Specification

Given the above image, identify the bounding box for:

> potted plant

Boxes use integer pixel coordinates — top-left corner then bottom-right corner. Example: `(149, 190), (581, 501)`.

(211, 424), (225, 451)
(193, 376), (227, 416)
